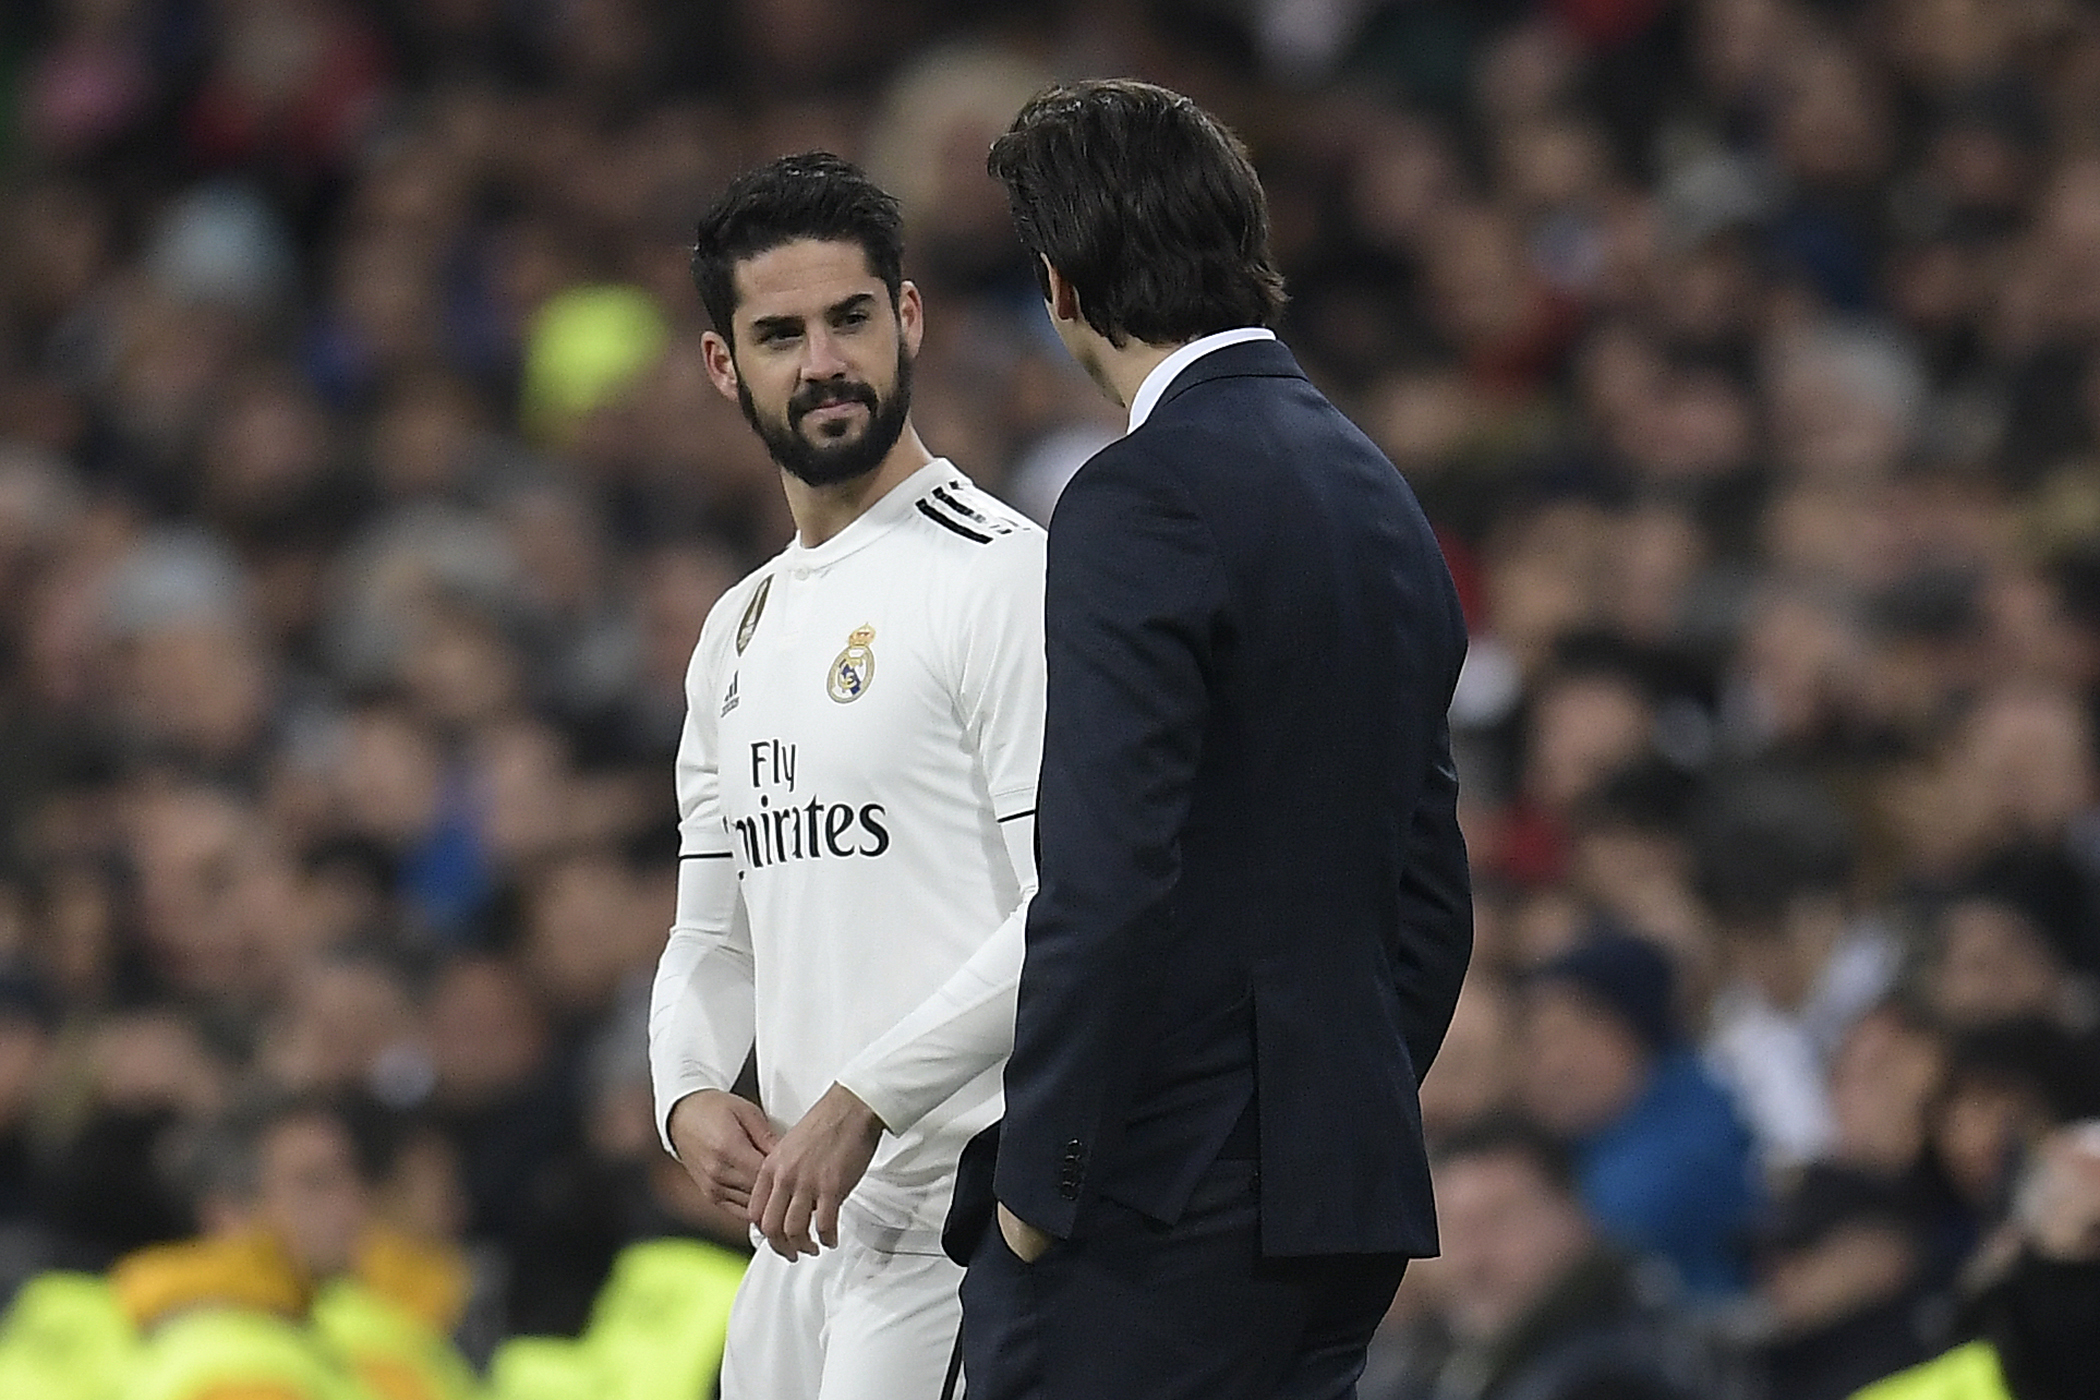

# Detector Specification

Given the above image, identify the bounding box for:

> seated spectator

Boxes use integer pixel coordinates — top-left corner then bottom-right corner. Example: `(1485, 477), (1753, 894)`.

(1753, 1163), (1937, 1400)
(1517, 925), (1761, 1295)
(1697, 768), (1899, 1173)
(1927, 1020), (2100, 1231)
(110, 1092), (474, 1400)
(422, 950), (589, 1316)
(255, 951), (429, 1103)
(1363, 1115), (1736, 1400)
(1828, 997), (1949, 1182)
(1854, 1122), (2100, 1400)
(37, 1008), (226, 1271)
(1925, 847), (2099, 1034)
(1565, 760), (1711, 982)
(1822, 996), (1976, 1294)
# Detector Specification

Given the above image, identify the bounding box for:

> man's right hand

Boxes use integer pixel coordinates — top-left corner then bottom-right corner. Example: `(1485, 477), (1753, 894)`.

(2021, 1122), (2100, 1261)
(667, 1089), (778, 1212)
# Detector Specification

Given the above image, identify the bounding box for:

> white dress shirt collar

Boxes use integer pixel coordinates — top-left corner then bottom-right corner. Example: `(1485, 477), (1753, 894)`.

(1126, 327), (1278, 433)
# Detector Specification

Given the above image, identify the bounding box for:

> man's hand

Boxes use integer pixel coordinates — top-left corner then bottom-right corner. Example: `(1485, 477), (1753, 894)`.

(997, 1203), (1052, 1263)
(667, 1089), (778, 1213)
(2020, 1123), (2100, 1261)
(750, 1082), (887, 1260)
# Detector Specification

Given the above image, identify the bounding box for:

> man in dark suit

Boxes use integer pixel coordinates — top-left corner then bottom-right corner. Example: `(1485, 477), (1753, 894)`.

(951, 78), (1474, 1400)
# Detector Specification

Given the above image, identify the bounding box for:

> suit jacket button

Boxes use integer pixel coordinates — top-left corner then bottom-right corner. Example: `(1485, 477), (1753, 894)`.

(1058, 1180), (1079, 1201)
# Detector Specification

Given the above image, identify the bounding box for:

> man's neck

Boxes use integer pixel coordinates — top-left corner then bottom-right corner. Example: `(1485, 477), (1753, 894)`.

(781, 427), (936, 547)
(1091, 338), (1180, 412)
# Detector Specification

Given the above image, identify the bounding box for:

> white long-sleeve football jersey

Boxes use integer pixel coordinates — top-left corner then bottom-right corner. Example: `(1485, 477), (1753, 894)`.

(648, 459), (1041, 1236)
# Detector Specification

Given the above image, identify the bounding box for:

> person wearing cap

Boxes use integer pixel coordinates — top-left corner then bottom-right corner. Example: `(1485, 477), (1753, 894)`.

(1517, 925), (1760, 1295)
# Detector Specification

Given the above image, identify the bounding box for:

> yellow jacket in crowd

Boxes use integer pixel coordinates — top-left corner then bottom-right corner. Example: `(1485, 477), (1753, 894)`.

(0, 1232), (744, 1400)
(1851, 1342), (2012, 1400)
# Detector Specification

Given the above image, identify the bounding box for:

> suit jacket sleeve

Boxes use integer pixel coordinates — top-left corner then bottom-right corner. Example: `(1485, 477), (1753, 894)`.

(1390, 712), (1472, 1081)
(995, 444), (1227, 1238)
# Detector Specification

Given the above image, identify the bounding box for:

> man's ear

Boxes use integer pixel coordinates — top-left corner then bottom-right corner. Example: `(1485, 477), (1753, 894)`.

(898, 280), (925, 357)
(700, 330), (742, 404)
(1042, 257), (1082, 326)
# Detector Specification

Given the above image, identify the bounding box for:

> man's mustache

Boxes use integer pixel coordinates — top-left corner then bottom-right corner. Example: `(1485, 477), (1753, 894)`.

(788, 379), (879, 425)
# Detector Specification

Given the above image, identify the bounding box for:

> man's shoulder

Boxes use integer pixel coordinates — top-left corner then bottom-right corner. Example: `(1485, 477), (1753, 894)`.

(1140, 356), (1372, 464)
(1055, 431), (1189, 508)
(898, 472), (1046, 572)
(1151, 343), (1325, 422)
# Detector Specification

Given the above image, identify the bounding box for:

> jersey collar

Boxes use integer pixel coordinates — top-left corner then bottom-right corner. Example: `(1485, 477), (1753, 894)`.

(782, 458), (957, 569)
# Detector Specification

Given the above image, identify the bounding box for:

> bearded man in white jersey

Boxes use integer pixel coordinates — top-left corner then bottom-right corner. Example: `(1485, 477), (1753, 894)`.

(648, 153), (1044, 1400)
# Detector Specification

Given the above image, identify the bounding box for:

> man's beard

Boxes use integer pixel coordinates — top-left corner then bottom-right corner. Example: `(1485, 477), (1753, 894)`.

(738, 346), (913, 487)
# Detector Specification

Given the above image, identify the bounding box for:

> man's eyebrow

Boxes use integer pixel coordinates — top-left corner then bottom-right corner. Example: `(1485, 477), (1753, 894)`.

(747, 294), (874, 337)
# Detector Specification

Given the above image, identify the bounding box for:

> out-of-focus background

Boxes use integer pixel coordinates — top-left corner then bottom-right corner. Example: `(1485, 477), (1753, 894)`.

(1, 1), (2099, 1397)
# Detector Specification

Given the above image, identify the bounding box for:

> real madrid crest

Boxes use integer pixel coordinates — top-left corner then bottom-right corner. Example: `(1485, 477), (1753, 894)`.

(736, 575), (771, 655)
(828, 624), (877, 703)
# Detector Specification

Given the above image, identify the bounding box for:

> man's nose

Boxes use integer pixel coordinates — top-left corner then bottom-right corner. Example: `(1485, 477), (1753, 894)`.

(801, 327), (850, 380)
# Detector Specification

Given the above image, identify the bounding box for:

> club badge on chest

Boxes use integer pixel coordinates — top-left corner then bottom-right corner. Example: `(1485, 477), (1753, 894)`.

(828, 624), (877, 703)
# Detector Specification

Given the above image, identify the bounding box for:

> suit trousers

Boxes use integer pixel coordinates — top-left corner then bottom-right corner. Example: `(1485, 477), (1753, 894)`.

(958, 1159), (1407, 1400)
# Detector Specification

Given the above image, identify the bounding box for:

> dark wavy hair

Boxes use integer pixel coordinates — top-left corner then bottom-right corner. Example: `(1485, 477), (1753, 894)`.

(986, 79), (1286, 348)
(1432, 1112), (1579, 1198)
(689, 152), (905, 346)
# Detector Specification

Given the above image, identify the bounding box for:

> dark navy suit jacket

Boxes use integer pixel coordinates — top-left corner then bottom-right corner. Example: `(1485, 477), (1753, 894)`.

(966, 336), (1472, 1261)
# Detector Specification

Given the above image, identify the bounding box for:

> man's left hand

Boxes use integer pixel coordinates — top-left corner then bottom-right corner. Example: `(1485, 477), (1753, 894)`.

(750, 1082), (887, 1260)
(997, 1203), (1053, 1263)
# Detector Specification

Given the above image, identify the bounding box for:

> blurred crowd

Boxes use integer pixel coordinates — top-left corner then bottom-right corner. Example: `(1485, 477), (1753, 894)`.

(1, 0), (2099, 1396)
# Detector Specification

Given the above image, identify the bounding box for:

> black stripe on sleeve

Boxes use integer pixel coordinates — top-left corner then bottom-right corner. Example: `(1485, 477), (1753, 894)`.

(996, 808), (1036, 823)
(681, 851), (735, 860)
(931, 485), (988, 523)
(934, 484), (1018, 535)
(916, 500), (993, 544)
